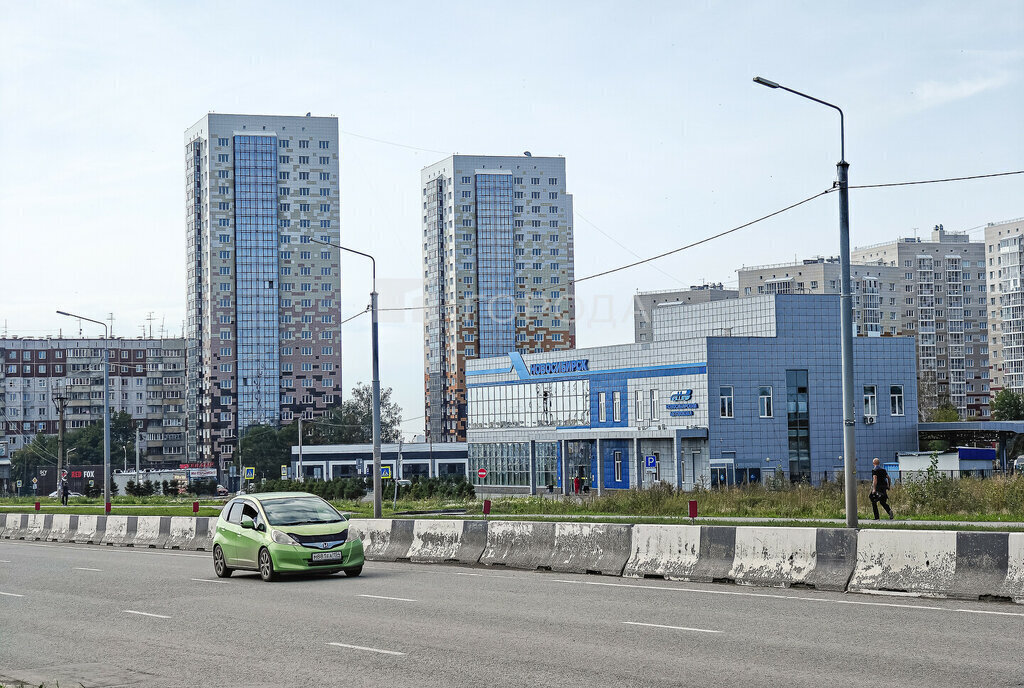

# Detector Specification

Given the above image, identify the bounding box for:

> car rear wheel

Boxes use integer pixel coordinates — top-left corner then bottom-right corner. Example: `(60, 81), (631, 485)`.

(213, 545), (232, 578)
(258, 547), (277, 582)
(344, 566), (362, 577)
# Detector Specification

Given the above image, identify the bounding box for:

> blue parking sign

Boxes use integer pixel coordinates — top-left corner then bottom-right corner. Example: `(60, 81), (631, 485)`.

(645, 455), (657, 469)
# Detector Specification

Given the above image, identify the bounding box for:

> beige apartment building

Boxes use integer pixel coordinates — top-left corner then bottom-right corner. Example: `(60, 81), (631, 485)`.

(737, 225), (988, 419)
(1, 338), (186, 462)
(985, 216), (1024, 395)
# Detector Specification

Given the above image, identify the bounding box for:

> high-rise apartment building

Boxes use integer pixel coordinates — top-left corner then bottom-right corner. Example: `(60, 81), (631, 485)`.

(185, 114), (342, 466)
(634, 285), (738, 343)
(737, 225), (988, 419)
(422, 155), (576, 442)
(1, 338), (186, 462)
(853, 225), (987, 419)
(985, 216), (1024, 395)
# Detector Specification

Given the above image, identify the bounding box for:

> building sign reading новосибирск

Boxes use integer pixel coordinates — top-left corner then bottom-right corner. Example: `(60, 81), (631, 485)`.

(529, 359), (589, 376)
(667, 390), (698, 417)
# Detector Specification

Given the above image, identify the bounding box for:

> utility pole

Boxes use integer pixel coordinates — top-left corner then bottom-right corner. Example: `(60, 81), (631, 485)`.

(135, 426), (141, 486)
(52, 385), (68, 483)
(297, 417), (303, 482)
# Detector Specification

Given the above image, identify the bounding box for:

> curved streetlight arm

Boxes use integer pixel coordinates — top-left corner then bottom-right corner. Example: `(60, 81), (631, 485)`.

(753, 77), (845, 162)
(56, 310), (108, 337)
(309, 238), (376, 290)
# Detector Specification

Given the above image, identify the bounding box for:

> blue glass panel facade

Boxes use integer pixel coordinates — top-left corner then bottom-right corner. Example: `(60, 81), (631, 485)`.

(475, 173), (515, 357)
(233, 135), (280, 433)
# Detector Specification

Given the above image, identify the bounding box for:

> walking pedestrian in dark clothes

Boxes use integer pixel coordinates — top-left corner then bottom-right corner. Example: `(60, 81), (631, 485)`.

(870, 457), (894, 520)
(60, 479), (70, 506)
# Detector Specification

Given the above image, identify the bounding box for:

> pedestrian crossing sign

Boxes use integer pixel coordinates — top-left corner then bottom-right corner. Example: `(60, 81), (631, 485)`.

(244, 467), (255, 480)
(380, 466), (393, 479)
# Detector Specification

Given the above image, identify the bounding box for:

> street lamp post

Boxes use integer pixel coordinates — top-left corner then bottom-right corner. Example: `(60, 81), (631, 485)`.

(753, 76), (858, 527)
(56, 309), (111, 514)
(311, 238), (383, 518)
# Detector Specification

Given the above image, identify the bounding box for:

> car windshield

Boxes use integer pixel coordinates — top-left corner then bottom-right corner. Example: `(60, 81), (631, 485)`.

(261, 496), (346, 526)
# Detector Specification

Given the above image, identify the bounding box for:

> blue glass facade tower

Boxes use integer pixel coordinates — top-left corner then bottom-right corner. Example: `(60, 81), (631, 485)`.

(475, 172), (515, 357)
(233, 135), (281, 432)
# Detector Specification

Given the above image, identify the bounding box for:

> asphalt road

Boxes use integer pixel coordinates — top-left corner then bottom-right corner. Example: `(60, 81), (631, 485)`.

(1, 540), (1022, 688)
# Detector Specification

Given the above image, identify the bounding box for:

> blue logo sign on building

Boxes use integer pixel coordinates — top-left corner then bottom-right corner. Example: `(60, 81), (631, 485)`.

(529, 359), (589, 376)
(667, 389), (698, 417)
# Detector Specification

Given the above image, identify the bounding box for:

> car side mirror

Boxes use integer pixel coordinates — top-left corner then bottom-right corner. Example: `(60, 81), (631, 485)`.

(256, 522), (266, 532)
(240, 517), (255, 530)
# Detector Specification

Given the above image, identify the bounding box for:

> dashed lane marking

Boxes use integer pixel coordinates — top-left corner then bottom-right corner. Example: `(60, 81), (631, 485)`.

(357, 594), (416, 602)
(124, 610), (171, 619)
(623, 621), (721, 633)
(328, 642), (405, 656)
(0, 591), (25, 597)
(74, 567), (103, 572)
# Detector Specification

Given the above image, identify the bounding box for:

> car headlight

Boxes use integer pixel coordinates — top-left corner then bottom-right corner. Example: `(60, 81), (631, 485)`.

(271, 529), (299, 546)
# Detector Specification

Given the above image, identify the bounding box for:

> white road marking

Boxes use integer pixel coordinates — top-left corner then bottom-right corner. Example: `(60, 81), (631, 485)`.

(328, 642), (405, 656)
(124, 610), (171, 619)
(0, 559), (11, 563)
(1, 541), (206, 559)
(623, 621), (721, 634)
(551, 579), (1024, 618)
(191, 578), (230, 584)
(454, 571), (528, 580)
(74, 567), (103, 572)
(357, 594), (416, 602)
(0, 591), (24, 597)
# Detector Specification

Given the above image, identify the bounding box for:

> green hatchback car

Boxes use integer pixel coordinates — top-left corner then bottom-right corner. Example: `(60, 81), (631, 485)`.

(212, 492), (364, 582)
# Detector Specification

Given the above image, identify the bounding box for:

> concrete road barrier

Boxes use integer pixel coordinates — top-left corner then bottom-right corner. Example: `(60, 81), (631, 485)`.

(100, 515), (138, 547)
(546, 522), (632, 576)
(1002, 533), (1024, 603)
(24, 514), (52, 541)
(48, 514), (79, 543)
(348, 519), (415, 561)
(623, 524), (703, 580)
(480, 521), (557, 570)
(849, 529), (957, 597)
(189, 517), (216, 551)
(408, 519), (486, 565)
(72, 515), (106, 544)
(3, 514), (29, 540)
(808, 528), (859, 592)
(730, 526), (817, 588)
(134, 516), (170, 548)
(688, 526), (738, 583)
(166, 517), (197, 550)
(0, 513), (9, 539)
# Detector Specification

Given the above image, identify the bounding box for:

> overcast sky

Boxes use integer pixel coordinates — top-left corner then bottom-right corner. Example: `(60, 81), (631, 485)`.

(2, 1), (1022, 438)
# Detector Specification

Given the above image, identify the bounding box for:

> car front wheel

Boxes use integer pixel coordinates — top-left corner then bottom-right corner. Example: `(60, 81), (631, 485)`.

(344, 566), (362, 577)
(213, 545), (232, 578)
(258, 547), (277, 582)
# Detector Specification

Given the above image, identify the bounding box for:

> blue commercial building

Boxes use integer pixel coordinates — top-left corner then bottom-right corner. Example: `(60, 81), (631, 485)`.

(465, 295), (919, 493)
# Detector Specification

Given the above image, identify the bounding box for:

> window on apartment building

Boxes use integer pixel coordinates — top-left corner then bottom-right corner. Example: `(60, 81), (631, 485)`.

(614, 451), (623, 482)
(863, 385), (877, 418)
(890, 385), (904, 416)
(613, 391), (621, 422)
(650, 389), (659, 421)
(759, 386), (773, 417)
(720, 386), (734, 418)
(598, 392), (607, 422)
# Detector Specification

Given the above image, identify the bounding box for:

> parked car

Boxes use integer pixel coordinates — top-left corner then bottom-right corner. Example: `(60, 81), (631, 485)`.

(216, 484), (228, 496)
(212, 492), (364, 582)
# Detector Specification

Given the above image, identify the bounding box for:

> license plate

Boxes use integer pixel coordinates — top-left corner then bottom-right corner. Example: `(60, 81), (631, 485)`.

(311, 551), (343, 562)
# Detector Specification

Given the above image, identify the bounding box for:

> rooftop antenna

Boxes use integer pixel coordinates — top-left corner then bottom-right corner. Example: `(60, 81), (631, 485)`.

(146, 312), (155, 338)
(159, 315), (166, 339)
(106, 312), (115, 338)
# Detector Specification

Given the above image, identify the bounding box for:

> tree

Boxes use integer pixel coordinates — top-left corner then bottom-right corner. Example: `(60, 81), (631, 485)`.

(239, 424), (288, 481)
(990, 389), (1024, 421)
(926, 401), (960, 423)
(311, 382), (403, 444)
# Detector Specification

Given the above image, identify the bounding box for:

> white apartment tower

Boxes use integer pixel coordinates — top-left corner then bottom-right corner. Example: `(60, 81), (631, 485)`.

(985, 216), (1024, 395)
(185, 114), (342, 465)
(422, 155), (577, 442)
